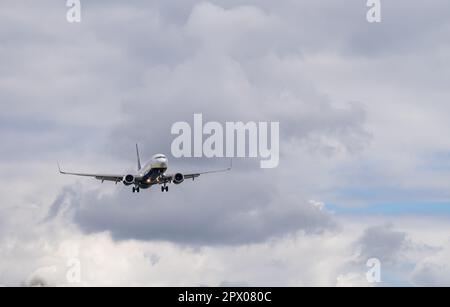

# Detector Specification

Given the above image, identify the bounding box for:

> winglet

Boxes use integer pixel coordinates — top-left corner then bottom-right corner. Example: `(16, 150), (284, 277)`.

(57, 162), (63, 174)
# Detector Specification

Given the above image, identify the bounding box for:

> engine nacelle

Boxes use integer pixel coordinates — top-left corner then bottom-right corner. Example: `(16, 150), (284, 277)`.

(173, 173), (184, 184)
(123, 174), (135, 186)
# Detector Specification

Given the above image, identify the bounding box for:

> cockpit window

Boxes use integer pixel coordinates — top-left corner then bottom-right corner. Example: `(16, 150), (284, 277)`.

(154, 155), (165, 159)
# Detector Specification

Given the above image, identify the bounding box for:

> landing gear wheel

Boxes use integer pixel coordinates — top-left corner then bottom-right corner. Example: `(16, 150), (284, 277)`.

(136, 187), (140, 193)
(132, 187), (136, 193)
(161, 186), (169, 192)
(165, 186), (169, 192)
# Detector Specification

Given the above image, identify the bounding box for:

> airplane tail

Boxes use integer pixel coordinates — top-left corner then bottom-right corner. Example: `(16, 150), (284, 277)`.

(136, 144), (142, 171)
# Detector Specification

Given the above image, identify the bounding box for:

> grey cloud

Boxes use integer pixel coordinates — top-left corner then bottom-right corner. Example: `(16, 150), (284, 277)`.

(100, 3), (371, 162)
(144, 253), (161, 266)
(47, 173), (337, 245)
(357, 223), (410, 264)
(1, 0), (373, 164)
(22, 276), (50, 288)
(43, 186), (80, 223)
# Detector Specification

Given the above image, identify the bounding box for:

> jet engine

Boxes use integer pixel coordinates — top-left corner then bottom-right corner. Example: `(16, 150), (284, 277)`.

(123, 174), (135, 186)
(173, 173), (184, 184)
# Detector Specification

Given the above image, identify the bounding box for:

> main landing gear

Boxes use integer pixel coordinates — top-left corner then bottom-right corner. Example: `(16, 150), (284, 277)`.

(161, 185), (168, 192)
(132, 186), (140, 193)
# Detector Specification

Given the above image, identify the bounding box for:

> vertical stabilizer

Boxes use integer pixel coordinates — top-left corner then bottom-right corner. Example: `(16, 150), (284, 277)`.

(136, 144), (142, 171)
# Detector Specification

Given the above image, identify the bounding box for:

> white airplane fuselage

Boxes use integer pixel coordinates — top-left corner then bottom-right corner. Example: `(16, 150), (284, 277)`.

(125, 154), (169, 190)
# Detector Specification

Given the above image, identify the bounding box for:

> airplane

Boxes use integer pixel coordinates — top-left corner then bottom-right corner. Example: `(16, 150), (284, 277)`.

(58, 144), (232, 193)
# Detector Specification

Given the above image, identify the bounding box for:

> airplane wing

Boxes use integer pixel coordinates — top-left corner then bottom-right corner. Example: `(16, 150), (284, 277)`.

(58, 164), (124, 183)
(184, 168), (231, 180)
(164, 160), (232, 182)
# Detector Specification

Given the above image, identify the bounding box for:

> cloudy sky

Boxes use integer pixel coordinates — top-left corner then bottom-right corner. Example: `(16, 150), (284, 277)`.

(1, 0), (450, 286)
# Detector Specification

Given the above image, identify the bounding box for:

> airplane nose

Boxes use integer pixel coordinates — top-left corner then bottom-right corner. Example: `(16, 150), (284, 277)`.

(159, 158), (168, 168)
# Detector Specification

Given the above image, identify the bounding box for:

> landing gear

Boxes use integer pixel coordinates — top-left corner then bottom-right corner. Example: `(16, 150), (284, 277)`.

(161, 185), (168, 192)
(132, 187), (140, 193)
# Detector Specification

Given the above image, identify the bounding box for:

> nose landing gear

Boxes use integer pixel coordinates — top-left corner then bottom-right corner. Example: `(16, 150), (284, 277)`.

(161, 185), (168, 192)
(132, 186), (140, 193)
